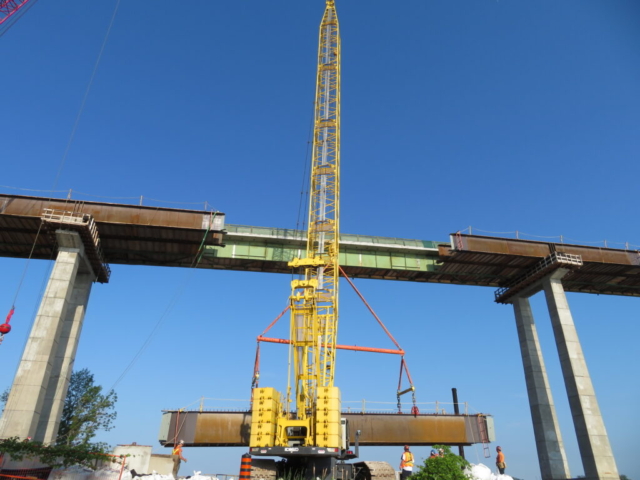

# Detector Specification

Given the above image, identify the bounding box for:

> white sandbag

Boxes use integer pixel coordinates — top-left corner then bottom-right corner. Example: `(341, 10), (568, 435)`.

(89, 466), (126, 480)
(49, 465), (93, 480)
(190, 472), (215, 480)
(465, 463), (514, 480)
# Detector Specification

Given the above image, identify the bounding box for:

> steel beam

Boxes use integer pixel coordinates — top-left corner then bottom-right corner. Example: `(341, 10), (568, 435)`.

(158, 411), (494, 448)
(2, 194), (640, 296)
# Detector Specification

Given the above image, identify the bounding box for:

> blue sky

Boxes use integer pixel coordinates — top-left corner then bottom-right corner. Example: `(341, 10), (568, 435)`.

(1, 1), (639, 479)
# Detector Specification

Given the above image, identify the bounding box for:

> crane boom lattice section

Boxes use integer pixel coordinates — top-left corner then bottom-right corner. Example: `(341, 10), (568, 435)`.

(289, 0), (341, 419)
(249, 0), (342, 452)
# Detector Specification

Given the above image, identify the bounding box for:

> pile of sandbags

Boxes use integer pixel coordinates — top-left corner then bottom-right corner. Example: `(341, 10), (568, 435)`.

(465, 463), (513, 480)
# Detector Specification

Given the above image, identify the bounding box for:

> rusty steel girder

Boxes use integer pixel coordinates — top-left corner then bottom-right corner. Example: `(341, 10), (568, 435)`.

(158, 410), (494, 448)
(0, 194), (226, 267)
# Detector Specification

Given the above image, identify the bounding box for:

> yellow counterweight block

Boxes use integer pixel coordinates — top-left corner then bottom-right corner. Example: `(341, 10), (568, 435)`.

(315, 386), (341, 448)
(250, 387), (282, 447)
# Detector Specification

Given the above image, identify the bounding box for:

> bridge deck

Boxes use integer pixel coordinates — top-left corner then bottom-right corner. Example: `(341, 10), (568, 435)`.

(0, 194), (226, 267)
(1, 194), (639, 295)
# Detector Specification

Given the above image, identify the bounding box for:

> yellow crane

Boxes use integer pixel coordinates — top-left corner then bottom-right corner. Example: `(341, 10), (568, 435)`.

(285, 0), (341, 447)
(248, 3), (396, 480)
(250, 0), (341, 450)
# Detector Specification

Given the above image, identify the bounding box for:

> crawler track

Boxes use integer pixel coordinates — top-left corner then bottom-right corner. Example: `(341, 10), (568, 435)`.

(355, 461), (397, 480)
(249, 459), (278, 480)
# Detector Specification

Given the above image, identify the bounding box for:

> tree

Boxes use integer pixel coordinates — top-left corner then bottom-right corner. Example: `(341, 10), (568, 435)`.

(0, 387), (8, 412)
(0, 437), (115, 469)
(411, 445), (471, 480)
(56, 369), (117, 447)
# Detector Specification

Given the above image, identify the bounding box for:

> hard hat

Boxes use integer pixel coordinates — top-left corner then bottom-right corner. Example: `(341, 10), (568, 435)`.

(431, 450), (436, 455)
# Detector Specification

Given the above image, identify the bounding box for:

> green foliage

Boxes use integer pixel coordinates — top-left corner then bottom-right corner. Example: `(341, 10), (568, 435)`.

(56, 369), (118, 446)
(0, 437), (119, 469)
(620, 475), (631, 480)
(411, 445), (471, 480)
(0, 388), (8, 412)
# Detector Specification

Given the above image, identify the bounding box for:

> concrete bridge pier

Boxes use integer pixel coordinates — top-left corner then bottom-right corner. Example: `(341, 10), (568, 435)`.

(542, 271), (619, 480)
(0, 230), (96, 444)
(499, 253), (619, 480)
(511, 295), (570, 480)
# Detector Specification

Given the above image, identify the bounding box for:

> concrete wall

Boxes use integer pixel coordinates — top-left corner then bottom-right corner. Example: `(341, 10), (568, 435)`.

(110, 445), (175, 476)
(112, 445), (152, 474)
(148, 455), (175, 476)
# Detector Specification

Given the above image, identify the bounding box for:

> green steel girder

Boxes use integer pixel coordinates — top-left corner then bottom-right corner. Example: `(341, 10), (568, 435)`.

(202, 225), (446, 279)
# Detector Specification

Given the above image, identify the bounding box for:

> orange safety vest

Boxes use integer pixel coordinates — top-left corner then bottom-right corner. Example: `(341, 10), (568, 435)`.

(400, 452), (414, 468)
(172, 445), (182, 456)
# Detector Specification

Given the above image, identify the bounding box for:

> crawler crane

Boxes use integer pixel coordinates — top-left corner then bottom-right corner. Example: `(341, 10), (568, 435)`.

(248, 2), (396, 480)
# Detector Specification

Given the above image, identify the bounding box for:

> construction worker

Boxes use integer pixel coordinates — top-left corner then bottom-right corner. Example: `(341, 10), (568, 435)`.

(172, 440), (187, 475)
(495, 446), (506, 474)
(429, 449), (438, 459)
(399, 445), (414, 480)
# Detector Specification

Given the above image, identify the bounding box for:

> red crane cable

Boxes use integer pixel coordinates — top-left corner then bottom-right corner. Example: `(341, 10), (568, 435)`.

(4, 307), (14, 324)
(339, 267), (419, 414)
(260, 305), (290, 336)
(250, 306), (289, 405)
(251, 272), (419, 413)
(339, 266), (403, 351)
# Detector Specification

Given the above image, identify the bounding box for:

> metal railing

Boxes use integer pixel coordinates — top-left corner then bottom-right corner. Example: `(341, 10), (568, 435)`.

(495, 252), (583, 302)
(41, 208), (111, 282)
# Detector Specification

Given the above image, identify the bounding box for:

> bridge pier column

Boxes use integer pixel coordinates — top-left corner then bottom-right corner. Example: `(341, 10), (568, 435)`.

(542, 271), (619, 480)
(0, 230), (96, 443)
(511, 295), (570, 480)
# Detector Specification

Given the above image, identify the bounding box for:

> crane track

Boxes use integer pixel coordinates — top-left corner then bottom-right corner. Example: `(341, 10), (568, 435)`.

(249, 458), (395, 480)
(249, 459), (278, 480)
(355, 461), (397, 480)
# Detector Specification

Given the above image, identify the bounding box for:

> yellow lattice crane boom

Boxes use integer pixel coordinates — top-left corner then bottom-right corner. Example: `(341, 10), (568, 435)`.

(289, 0), (340, 419)
(248, 4), (398, 480)
(250, 0), (342, 453)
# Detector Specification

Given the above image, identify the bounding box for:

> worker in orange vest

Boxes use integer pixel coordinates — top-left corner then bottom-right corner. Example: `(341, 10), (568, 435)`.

(171, 440), (187, 475)
(399, 445), (414, 480)
(495, 446), (506, 474)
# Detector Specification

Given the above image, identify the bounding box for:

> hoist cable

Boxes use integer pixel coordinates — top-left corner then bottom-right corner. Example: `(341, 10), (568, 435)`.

(50, 0), (121, 194)
(4, 0), (121, 327)
(110, 219), (216, 390)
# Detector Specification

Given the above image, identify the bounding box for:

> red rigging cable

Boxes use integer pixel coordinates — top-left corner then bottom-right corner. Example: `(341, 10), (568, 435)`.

(251, 268), (419, 413)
